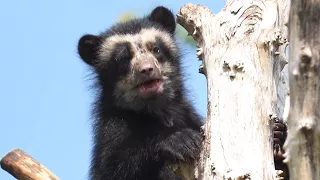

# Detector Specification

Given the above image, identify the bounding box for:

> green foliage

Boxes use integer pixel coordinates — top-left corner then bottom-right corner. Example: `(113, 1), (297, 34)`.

(116, 11), (196, 47)
(117, 11), (136, 22)
(175, 24), (196, 47)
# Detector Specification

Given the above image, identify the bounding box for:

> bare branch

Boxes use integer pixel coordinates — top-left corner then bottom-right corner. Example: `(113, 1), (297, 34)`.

(1, 149), (59, 180)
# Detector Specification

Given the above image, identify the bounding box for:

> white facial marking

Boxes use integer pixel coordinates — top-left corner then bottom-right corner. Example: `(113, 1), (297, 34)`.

(98, 28), (177, 60)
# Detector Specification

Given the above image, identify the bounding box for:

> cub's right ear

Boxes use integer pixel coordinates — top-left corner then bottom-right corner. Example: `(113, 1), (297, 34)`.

(149, 6), (176, 34)
(78, 34), (99, 66)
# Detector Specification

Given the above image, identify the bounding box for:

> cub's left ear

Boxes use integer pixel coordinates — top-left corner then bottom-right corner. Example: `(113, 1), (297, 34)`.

(149, 6), (176, 34)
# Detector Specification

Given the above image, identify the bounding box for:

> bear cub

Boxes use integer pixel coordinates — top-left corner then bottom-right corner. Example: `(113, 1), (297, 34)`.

(78, 6), (203, 180)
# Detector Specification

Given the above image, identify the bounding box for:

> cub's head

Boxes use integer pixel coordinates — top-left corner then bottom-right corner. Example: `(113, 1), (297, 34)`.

(78, 6), (184, 111)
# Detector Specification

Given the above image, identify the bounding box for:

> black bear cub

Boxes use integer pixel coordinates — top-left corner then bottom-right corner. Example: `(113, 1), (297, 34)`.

(78, 6), (203, 180)
(77, 5), (289, 180)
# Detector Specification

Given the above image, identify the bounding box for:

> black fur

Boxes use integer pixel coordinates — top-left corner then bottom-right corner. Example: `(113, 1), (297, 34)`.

(78, 6), (203, 180)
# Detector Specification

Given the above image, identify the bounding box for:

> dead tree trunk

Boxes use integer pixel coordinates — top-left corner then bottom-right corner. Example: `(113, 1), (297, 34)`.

(283, 0), (320, 179)
(177, 1), (290, 179)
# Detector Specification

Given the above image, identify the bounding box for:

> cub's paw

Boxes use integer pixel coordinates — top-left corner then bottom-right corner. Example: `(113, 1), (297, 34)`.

(273, 116), (287, 166)
(272, 116), (289, 180)
(157, 128), (202, 162)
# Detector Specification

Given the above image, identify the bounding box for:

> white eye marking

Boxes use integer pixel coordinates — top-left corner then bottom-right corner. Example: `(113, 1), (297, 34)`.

(99, 27), (177, 60)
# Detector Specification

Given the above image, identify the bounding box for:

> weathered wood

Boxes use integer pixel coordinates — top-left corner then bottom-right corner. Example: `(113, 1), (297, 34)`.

(284, 0), (320, 179)
(1, 149), (59, 180)
(177, 1), (289, 179)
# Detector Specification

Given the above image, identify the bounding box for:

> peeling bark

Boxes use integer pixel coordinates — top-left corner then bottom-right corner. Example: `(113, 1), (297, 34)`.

(283, 0), (320, 179)
(177, 1), (289, 179)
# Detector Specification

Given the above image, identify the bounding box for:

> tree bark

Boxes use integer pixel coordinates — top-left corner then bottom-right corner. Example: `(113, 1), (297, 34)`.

(1, 149), (59, 180)
(177, 1), (289, 179)
(283, 0), (320, 179)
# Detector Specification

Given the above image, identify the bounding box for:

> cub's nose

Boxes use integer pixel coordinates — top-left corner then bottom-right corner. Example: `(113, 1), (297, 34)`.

(139, 62), (154, 76)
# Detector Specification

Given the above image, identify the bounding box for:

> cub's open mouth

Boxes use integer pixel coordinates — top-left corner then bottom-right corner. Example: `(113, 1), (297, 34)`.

(137, 79), (164, 96)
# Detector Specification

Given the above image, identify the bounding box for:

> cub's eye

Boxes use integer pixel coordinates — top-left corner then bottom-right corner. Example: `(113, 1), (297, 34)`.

(152, 46), (160, 53)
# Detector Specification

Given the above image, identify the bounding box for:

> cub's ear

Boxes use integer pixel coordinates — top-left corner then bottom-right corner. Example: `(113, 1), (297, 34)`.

(149, 6), (176, 34)
(78, 34), (99, 66)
